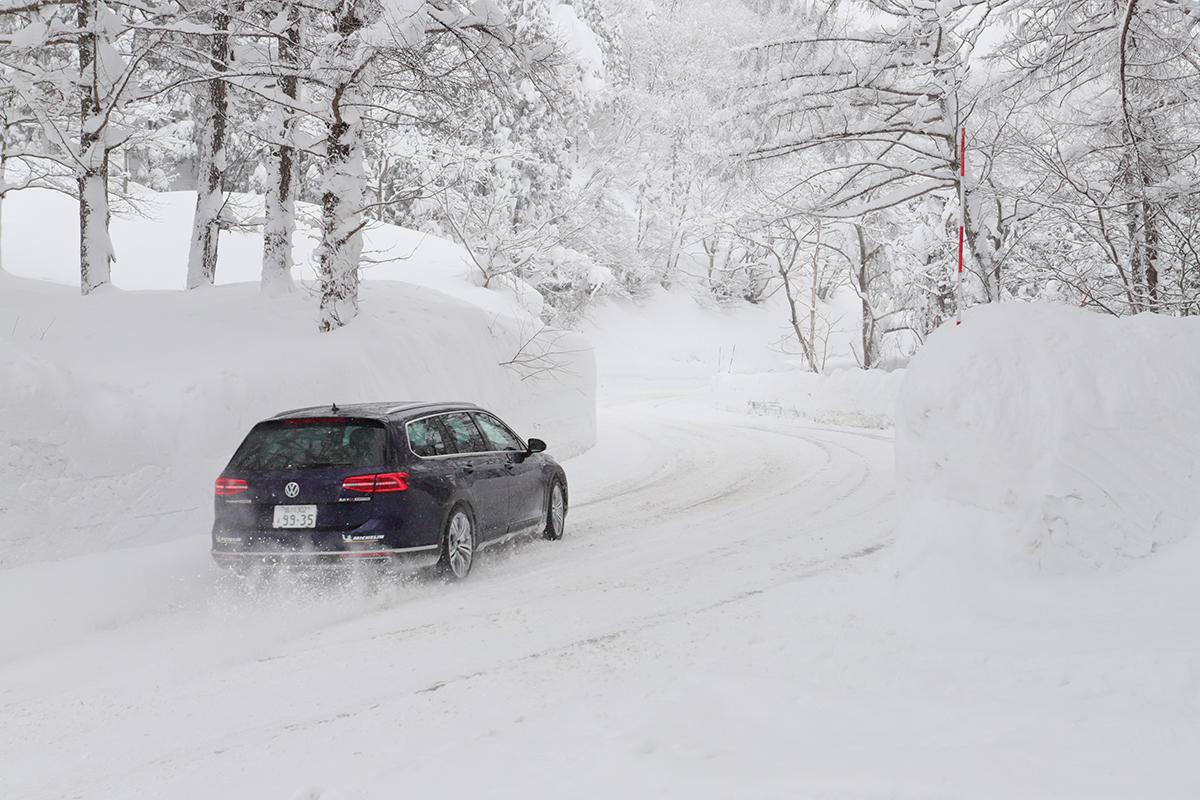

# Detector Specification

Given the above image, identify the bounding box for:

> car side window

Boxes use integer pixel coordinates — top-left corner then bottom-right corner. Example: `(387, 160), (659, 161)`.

(407, 417), (454, 457)
(473, 413), (523, 452)
(440, 412), (488, 454)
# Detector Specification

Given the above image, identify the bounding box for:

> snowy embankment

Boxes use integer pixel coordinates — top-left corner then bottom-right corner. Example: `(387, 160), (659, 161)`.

(714, 368), (904, 429)
(894, 305), (1200, 713)
(897, 303), (1200, 577)
(0, 189), (595, 574)
(875, 304), (1200, 796)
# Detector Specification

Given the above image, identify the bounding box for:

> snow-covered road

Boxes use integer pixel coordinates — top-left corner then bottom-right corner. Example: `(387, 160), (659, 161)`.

(7, 388), (1196, 799)
(0, 391), (896, 799)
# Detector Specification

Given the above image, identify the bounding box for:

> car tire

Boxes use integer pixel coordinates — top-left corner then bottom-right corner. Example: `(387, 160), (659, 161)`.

(438, 504), (477, 580)
(543, 479), (566, 541)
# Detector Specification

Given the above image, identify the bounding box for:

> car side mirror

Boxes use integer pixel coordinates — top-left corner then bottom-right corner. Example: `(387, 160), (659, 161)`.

(526, 438), (547, 454)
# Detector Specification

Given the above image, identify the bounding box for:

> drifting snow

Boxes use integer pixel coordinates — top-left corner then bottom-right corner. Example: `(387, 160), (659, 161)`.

(896, 303), (1200, 576)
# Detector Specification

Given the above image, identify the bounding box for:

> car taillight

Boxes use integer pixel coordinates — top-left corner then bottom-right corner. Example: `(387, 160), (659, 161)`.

(215, 477), (248, 496)
(342, 472), (409, 493)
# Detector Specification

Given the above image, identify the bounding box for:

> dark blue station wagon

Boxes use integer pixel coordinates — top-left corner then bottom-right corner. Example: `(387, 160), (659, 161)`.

(211, 402), (568, 579)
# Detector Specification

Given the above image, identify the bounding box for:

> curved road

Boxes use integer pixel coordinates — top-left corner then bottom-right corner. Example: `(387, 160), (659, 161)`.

(0, 394), (895, 799)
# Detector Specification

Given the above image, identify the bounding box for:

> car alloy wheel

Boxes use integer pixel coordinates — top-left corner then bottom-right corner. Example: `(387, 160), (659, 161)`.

(445, 509), (474, 579)
(546, 481), (566, 540)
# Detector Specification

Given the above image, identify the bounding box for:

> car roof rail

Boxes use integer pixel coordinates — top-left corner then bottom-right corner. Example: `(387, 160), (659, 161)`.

(386, 401), (477, 415)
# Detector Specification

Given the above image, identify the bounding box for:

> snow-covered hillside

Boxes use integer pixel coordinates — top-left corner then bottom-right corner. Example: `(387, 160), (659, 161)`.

(3, 186), (541, 318)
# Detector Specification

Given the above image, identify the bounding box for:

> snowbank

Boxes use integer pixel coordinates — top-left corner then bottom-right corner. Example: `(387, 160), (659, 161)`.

(896, 303), (1200, 577)
(893, 304), (1200, 755)
(714, 367), (904, 429)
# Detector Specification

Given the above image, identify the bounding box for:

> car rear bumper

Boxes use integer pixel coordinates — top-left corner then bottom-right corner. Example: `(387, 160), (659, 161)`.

(212, 544), (440, 569)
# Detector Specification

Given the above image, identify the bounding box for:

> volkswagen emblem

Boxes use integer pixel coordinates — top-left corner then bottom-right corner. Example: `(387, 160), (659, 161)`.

(284, 481), (300, 499)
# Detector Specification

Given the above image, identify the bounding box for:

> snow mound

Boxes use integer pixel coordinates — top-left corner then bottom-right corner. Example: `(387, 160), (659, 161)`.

(0, 274), (595, 570)
(896, 303), (1200, 576)
(715, 367), (904, 429)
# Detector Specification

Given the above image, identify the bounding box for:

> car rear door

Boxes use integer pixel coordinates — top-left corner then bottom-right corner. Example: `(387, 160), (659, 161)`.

(473, 412), (545, 532)
(440, 412), (509, 540)
(217, 418), (394, 539)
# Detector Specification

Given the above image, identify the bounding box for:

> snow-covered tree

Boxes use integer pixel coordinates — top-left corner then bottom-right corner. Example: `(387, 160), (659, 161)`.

(186, 0), (235, 289)
(307, 1), (534, 330)
(428, 0), (588, 299)
(567, 0), (760, 301)
(259, 0), (301, 294)
(994, 0), (1200, 315)
(0, 0), (194, 293)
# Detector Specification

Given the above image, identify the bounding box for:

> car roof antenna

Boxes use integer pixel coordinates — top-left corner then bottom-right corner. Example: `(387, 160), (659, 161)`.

(331, 402), (340, 414)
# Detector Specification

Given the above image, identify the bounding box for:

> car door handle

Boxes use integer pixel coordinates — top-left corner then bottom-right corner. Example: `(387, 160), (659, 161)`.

(504, 461), (515, 471)
(461, 462), (475, 474)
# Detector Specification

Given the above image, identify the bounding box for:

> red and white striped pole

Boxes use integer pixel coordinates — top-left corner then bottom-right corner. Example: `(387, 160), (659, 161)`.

(956, 126), (966, 326)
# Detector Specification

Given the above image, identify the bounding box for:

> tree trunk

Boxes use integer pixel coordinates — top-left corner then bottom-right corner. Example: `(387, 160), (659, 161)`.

(781, 269), (818, 372)
(1142, 196), (1159, 308)
(859, 263), (875, 367)
(187, 4), (231, 289)
(1127, 198), (1148, 312)
(79, 169), (112, 293)
(0, 126), (6, 275)
(962, 195), (994, 303)
(317, 112), (366, 331)
(262, 4), (300, 294)
(809, 219), (820, 369)
(777, 237), (818, 373)
(317, 0), (369, 331)
(854, 224), (879, 369)
(78, 0), (112, 295)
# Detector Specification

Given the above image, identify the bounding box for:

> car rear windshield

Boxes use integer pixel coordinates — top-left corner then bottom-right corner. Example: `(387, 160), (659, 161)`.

(229, 419), (388, 471)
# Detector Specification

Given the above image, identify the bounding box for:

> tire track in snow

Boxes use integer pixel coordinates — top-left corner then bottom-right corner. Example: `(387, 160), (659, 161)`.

(0, 396), (897, 800)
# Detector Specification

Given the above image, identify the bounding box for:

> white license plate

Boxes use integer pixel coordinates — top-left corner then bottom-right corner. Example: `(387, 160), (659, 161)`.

(273, 505), (317, 529)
